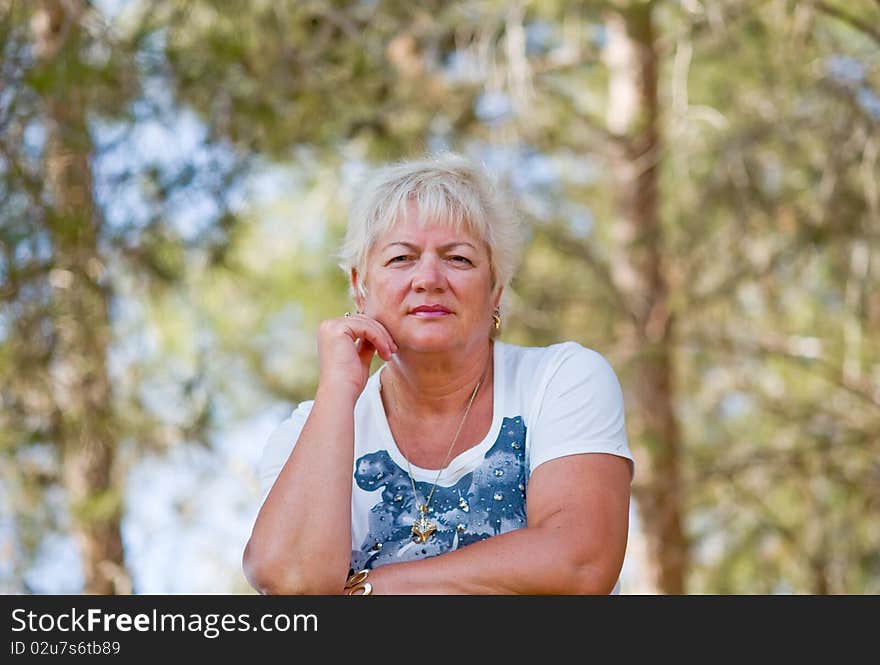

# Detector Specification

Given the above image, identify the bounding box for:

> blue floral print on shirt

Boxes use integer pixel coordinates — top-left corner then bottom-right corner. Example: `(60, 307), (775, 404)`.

(351, 416), (527, 570)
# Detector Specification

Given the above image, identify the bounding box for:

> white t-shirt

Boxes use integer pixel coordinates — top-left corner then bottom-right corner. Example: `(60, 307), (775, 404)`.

(257, 340), (634, 588)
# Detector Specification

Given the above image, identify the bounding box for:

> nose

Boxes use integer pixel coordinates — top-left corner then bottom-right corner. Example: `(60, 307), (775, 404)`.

(411, 254), (446, 293)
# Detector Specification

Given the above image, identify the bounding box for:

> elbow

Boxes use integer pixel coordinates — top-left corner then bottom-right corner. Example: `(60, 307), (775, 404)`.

(557, 536), (625, 595)
(568, 555), (624, 595)
(572, 570), (620, 595)
(242, 538), (305, 594)
(242, 538), (344, 595)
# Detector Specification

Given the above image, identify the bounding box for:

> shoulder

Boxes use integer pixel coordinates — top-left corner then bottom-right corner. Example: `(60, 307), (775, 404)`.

(500, 340), (619, 387)
(260, 399), (314, 451)
(521, 342), (632, 476)
(551, 341), (621, 383)
(500, 338), (604, 361)
(548, 342), (624, 406)
(266, 400), (314, 446)
(257, 400), (314, 496)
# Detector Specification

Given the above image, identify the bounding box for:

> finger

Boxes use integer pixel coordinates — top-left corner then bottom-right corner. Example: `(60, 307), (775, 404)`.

(368, 317), (399, 356)
(343, 315), (397, 359)
(355, 338), (378, 365)
(356, 333), (393, 362)
(363, 317), (398, 357)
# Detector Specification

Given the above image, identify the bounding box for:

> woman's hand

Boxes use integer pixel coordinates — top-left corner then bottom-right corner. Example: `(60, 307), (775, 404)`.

(316, 313), (397, 399)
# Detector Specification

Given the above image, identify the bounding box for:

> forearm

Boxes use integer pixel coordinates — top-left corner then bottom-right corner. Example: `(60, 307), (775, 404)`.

(363, 525), (622, 595)
(244, 386), (357, 594)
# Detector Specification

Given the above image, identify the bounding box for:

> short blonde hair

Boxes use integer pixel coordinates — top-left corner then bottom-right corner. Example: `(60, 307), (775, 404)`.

(338, 152), (523, 300)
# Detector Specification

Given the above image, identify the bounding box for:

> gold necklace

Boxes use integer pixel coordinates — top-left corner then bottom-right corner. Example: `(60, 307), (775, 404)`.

(383, 364), (486, 544)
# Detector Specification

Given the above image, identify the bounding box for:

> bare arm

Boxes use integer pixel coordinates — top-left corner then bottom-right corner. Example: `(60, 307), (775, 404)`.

(242, 314), (397, 595)
(360, 453), (632, 594)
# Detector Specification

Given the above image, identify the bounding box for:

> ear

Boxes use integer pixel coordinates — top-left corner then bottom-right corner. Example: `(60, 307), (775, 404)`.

(492, 286), (504, 310)
(351, 267), (366, 312)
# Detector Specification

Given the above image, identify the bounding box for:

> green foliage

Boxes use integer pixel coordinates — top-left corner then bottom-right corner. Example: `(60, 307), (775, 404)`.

(2, 0), (878, 593)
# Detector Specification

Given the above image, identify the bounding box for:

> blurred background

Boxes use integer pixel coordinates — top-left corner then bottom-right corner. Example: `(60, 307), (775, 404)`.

(1, 0), (878, 594)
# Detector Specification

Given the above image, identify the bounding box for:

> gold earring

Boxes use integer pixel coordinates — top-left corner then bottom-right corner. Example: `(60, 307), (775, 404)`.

(492, 308), (501, 332)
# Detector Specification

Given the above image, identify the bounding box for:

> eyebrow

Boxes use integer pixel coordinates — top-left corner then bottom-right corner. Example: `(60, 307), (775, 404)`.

(381, 241), (477, 252)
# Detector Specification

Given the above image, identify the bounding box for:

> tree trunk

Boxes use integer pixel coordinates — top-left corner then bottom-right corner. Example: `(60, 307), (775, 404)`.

(34, 0), (129, 594)
(603, 4), (688, 594)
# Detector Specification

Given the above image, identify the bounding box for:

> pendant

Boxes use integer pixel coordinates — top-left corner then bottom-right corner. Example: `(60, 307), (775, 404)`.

(411, 504), (436, 543)
(412, 515), (436, 543)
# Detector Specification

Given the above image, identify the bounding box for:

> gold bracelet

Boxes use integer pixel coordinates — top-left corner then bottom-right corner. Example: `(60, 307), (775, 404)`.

(344, 569), (373, 595)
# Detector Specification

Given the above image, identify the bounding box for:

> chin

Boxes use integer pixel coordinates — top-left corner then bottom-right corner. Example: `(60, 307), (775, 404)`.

(398, 329), (460, 353)
(406, 339), (459, 353)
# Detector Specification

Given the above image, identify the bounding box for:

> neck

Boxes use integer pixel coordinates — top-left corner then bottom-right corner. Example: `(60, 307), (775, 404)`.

(382, 341), (493, 417)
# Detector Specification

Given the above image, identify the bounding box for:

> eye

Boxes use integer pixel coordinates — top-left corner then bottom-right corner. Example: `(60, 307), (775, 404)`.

(449, 255), (473, 265)
(386, 255), (412, 264)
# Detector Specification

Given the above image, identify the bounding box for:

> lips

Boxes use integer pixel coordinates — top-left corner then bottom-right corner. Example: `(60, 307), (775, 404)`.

(410, 305), (452, 315)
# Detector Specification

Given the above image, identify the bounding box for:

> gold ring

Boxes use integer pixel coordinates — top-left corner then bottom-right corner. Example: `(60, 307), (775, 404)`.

(344, 569), (372, 595)
(345, 570), (369, 587)
(346, 582), (372, 595)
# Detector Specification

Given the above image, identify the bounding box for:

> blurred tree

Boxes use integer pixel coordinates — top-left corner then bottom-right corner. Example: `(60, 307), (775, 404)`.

(150, 0), (880, 593)
(0, 0), (246, 592)
(32, 0), (125, 595)
(505, 0), (880, 593)
(2, 0), (877, 594)
(663, 0), (880, 594)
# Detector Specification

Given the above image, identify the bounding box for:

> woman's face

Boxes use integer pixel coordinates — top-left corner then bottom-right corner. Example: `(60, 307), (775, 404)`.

(354, 206), (499, 354)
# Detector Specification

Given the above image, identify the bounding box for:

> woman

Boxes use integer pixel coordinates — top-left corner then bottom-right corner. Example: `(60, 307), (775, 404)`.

(243, 152), (634, 595)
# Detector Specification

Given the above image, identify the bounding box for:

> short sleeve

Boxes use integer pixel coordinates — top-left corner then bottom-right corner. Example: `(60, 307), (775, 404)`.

(528, 344), (633, 478)
(256, 401), (314, 507)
